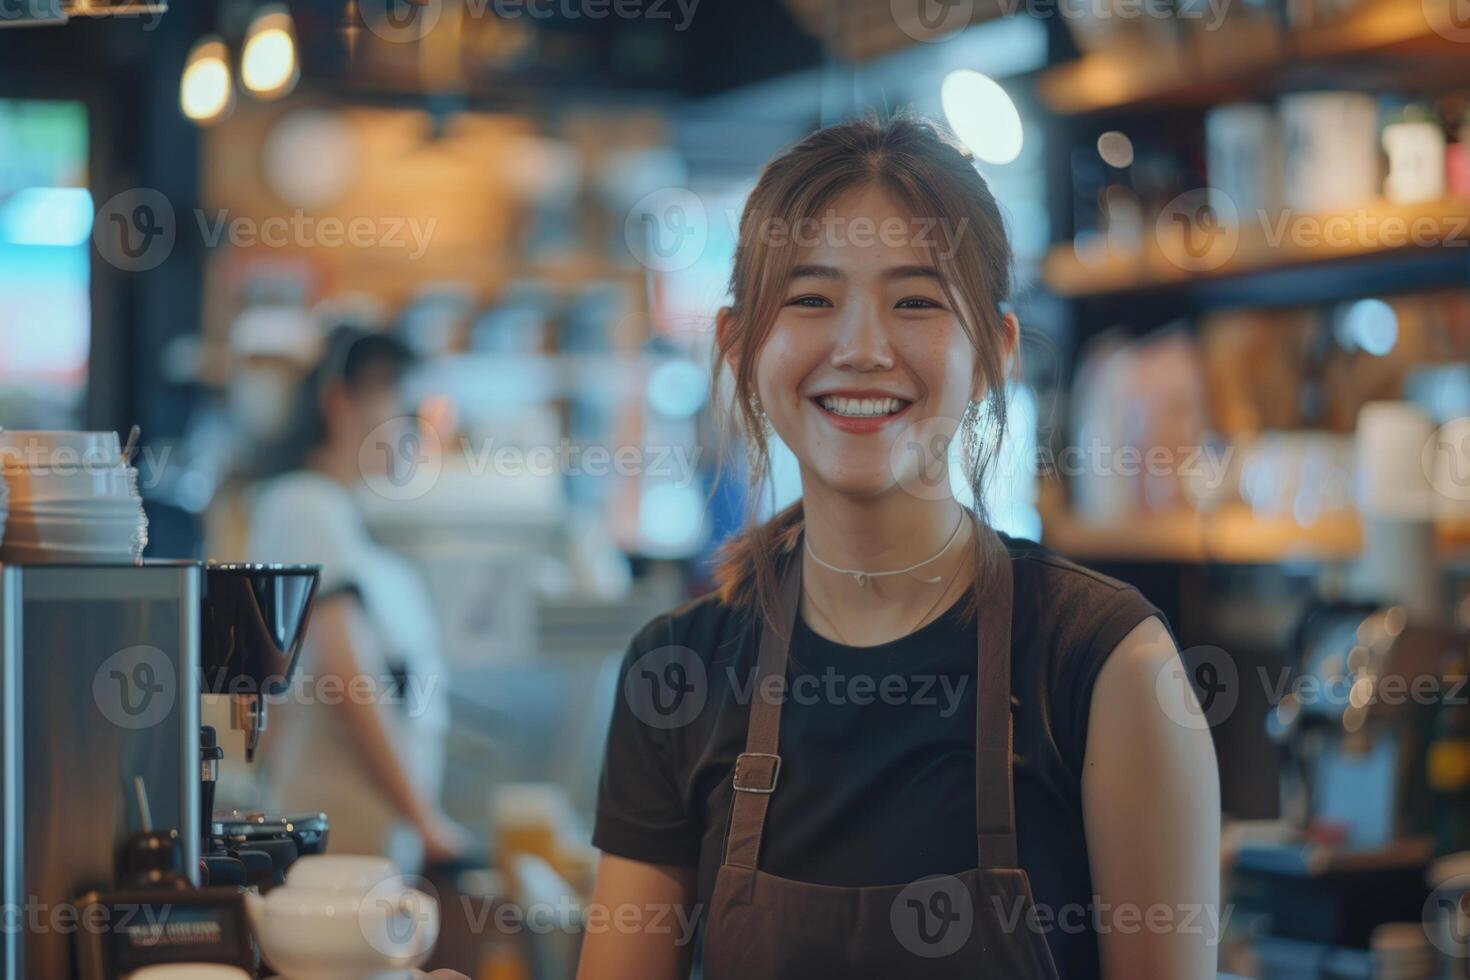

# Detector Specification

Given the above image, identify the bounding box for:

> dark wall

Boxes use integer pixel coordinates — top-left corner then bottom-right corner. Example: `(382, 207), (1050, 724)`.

(0, 8), (209, 554)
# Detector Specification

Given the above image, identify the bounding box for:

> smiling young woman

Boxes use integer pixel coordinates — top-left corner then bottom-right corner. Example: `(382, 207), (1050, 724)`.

(576, 114), (1221, 980)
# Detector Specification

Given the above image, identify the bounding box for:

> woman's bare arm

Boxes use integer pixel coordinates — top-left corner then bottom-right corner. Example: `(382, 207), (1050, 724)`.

(575, 853), (698, 980)
(1082, 616), (1222, 980)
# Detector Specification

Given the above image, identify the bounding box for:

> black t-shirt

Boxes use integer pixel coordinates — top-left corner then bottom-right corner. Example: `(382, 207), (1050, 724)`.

(592, 532), (1170, 979)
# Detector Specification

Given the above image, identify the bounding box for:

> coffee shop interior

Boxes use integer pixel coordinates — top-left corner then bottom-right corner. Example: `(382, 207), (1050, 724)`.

(3, 0), (1470, 977)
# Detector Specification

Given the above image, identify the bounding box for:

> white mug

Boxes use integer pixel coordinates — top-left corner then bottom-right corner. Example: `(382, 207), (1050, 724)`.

(1280, 92), (1380, 212)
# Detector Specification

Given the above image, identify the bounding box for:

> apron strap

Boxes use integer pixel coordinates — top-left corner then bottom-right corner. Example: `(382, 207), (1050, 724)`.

(975, 523), (1019, 870)
(722, 520), (1021, 873)
(723, 540), (802, 870)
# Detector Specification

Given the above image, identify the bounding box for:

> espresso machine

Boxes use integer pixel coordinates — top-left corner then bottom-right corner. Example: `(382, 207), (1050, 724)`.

(1268, 599), (1449, 847)
(1236, 595), (1457, 975)
(0, 560), (320, 980)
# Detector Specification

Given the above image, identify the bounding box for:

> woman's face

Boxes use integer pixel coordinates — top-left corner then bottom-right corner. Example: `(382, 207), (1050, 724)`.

(748, 183), (991, 500)
(327, 373), (410, 478)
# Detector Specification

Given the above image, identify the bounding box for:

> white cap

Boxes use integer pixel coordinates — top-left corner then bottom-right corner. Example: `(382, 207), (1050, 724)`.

(227, 306), (323, 367)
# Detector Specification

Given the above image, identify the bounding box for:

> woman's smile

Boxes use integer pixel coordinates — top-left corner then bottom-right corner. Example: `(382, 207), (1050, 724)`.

(808, 389), (914, 434)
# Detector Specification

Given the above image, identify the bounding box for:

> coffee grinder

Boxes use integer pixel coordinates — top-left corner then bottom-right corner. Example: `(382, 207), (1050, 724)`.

(198, 563), (324, 887)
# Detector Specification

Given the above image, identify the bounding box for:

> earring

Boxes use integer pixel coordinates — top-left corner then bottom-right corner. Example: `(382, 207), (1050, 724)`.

(961, 400), (981, 472)
(749, 395), (770, 433)
(745, 394), (771, 477)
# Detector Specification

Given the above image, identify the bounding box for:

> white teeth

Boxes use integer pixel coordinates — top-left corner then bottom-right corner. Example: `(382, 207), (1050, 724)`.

(818, 395), (905, 417)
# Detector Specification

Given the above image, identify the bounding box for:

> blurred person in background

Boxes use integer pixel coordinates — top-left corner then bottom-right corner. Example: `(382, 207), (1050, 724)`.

(244, 323), (475, 872)
(198, 307), (323, 561)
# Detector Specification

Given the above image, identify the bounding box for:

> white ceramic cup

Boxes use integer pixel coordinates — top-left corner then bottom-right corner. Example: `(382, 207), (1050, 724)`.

(247, 855), (439, 980)
(0, 463), (137, 502)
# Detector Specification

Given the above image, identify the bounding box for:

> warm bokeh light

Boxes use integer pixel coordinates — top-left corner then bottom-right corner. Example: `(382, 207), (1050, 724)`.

(241, 6), (298, 100)
(180, 37), (233, 125)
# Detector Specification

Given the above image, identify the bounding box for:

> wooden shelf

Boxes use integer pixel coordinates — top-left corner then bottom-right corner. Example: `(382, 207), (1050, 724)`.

(1038, 0), (1470, 116)
(1042, 505), (1363, 564)
(1042, 197), (1470, 299)
(1043, 506), (1470, 564)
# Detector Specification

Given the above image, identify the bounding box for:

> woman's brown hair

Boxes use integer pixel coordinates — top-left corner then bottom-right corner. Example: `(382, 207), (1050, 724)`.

(710, 111), (1017, 638)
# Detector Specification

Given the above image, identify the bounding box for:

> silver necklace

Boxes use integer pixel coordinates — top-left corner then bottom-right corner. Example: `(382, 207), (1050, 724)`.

(803, 524), (974, 645)
(804, 510), (967, 588)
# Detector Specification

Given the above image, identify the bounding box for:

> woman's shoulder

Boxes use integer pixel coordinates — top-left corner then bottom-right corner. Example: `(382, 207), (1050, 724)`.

(621, 586), (754, 669)
(1000, 531), (1147, 601)
(999, 530), (1163, 637)
(998, 530), (1170, 773)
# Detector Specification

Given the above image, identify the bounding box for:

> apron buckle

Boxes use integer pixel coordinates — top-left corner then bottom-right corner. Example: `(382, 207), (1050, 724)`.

(732, 752), (781, 793)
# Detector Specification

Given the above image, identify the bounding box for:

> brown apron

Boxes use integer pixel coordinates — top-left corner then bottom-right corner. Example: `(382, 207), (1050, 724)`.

(702, 526), (1061, 979)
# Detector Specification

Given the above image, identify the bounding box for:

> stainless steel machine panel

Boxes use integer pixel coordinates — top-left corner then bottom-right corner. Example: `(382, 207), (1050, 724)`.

(0, 562), (200, 980)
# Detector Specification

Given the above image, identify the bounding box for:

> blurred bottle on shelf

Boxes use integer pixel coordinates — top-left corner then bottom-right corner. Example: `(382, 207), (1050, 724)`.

(1383, 104), (1448, 206)
(1206, 102), (1283, 222)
